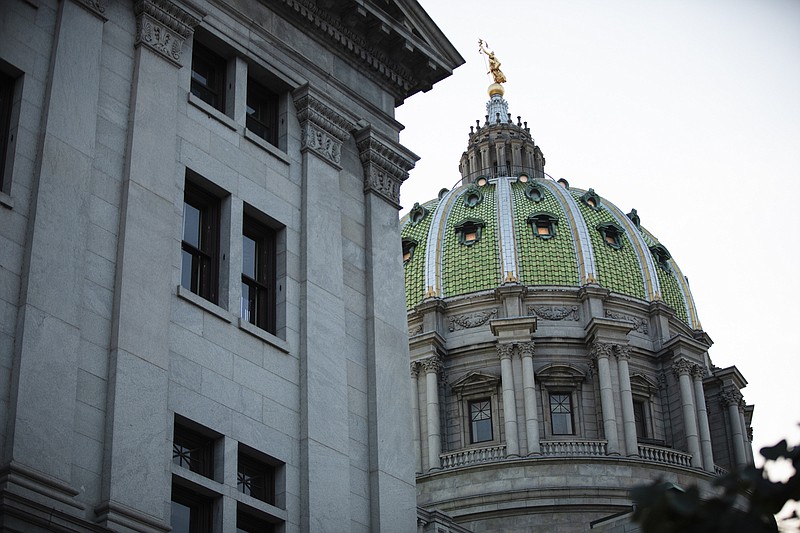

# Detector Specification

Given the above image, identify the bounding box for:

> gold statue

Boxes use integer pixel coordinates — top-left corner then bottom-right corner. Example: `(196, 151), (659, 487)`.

(478, 39), (507, 84)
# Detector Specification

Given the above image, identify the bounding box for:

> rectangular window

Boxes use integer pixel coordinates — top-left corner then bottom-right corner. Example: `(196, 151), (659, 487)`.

(0, 71), (15, 192)
(237, 507), (275, 533)
(468, 398), (493, 443)
(634, 399), (649, 439)
(182, 182), (220, 304)
(171, 485), (213, 533)
(172, 421), (215, 479)
(246, 78), (279, 147)
(237, 444), (276, 505)
(190, 42), (226, 112)
(550, 393), (574, 435)
(241, 214), (276, 334)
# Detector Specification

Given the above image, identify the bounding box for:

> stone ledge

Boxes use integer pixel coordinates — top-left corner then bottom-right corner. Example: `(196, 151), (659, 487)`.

(243, 128), (290, 165)
(187, 93), (238, 132)
(238, 317), (289, 353)
(176, 285), (232, 323)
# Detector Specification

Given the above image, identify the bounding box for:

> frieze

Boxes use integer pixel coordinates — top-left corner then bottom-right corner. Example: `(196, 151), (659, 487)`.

(448, 308), (497, 331)
(605, 310), (649, 333)
(134, 0), (200, 66)
(528, 305), (579, 321)
(293, 88), (354, 166)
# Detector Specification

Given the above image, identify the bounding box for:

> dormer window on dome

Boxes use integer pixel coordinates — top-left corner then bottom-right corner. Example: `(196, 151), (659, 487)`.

(597, 222), (624, 249)
(557, 178), (569, 189)
(462, 185), (484, 208)
(408, 202), (428, 225)
(402, 238), (418, 264)
(627, 208), (640, 228)
(581, 188), (602, 210)
(650, 244), (672, 271)
(524, 182), (545, 203)
(455, 218), (486, 246)
(527, 212), (558, 240)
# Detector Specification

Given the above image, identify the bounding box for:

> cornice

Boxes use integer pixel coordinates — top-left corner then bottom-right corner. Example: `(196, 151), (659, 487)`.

(133, 0), (201, 66)
(354, 125), (418, 209)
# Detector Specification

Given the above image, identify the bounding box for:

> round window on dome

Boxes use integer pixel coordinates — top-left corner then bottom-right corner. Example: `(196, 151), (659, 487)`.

(517, 173), (529, 183)
(524, 183), (545, 203)
(476, 177), (489, 187)
(462, 185), (484, 208)
(408, 202), (428, 225)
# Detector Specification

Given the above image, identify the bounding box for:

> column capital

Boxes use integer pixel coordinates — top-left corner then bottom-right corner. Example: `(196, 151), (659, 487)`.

(614, 344), (631, 361)
(134, 0), (201, 66)
(690, 364), (706, 380)
(292, 86), (355, 167)
(672, 357), (693, 378)
(720, 388), (743, 407)
(354, 126), (418, 209)
(590, 341), (613, 361)
(517, 341), (535, 359)
(497, 343), (514, 361)
(420, 356), (442, 375)
(410, 361), (420, 378)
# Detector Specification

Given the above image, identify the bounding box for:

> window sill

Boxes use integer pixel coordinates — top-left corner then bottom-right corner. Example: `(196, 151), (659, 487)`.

(238, 318), (289, 353)
(171, 463), (224, 496)
(0, 191), (12, 209)
(233, 491), (288, 522)
(176, 285), (232, 323)
(243, 128), (289, 165)
(187, 93), (238, 132)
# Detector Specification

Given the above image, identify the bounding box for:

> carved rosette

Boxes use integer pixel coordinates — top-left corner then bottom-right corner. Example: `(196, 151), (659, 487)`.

(614, 345), (632, 361)
(134, 0), (199, 66)
(420, 356), (442, 375)
(354, 127), (417, 209)
(590, 341), (613, 361)
(720, 388), (743, 407)
(448, 308), (497, 332)
(496, 343), (514, 361)
(672, 358), (693, 378)
(528, 305), (579, 321)
(517, 342), (535, 359)
(292, 87), (354, 167)
(690, 364), (706, 380)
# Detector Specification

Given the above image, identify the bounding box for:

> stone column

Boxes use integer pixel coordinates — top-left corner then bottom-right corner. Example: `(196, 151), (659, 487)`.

(615, 346), (639, 457)
(739, 399), (752, 465)
(422, 357), (443, 470)
(497, 343), (520, 457)
(97, 2), (200, 529)
(410, 362), (422, 474)
(691, 365), (715, 472)
(673, 358), (703, 468)
(293, 86), (355, 530)
(355, 125), (419, 529)
(518, 342), (540, 455)
(591, 342), (619, 455)
(721, 389), (747, 468)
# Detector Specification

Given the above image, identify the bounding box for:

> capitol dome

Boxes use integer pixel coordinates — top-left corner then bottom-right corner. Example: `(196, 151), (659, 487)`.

(404, 84), (754, 532)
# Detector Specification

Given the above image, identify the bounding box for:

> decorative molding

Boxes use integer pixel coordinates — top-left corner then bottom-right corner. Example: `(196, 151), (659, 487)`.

(690, 364), (706, 380)
(448, 308), (497, 332)
(614, 345), (631, 361)
(408, 324), (423, 337)
(517, 342), (535, 358)
(604, 310), (648, 333)
(355, 127), (417, 208)
(672, 358), (693, 377)
(421, 356), (442, 374)
(720, 388), (743, 407)
(133, 0), (200, 66)
(293, 87), (354, 167)
(73, 0), (107, 19)
(528, 305), (579, 321)
(496, 343), (514, 360)
(590, 341), (613, 360)
(410, 361), (420, 378)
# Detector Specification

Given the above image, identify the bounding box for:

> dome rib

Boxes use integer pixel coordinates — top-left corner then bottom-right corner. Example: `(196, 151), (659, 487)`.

(495, 176), (520, 282)
(423, 186), (460, 298)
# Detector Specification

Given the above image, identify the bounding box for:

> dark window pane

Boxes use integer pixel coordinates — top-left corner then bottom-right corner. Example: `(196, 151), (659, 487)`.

(172, 422), (214, 479)
(469, 399), (493, 443)
(182, 181), (219, 303)
(242, 214), (276, 333)
(550, 393), (574, 435)
(0, 71), (14, 192)
(246, 78), (278, 145)
(170, 500), (191, 533)
(238, 448), (275, 504)
(190, 43), (225, 111)
(634, 400), (648, 439)
(181, 250), (194, 291)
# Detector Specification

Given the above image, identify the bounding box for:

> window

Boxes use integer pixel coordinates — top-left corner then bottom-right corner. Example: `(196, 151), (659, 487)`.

(242, 214), (276, 334)
(0, 71), (14, 193)
(171, 485), (213, 533)
(402, 239), (417, 264)
(173, 420), (216, 479)
(237, 508), (275, 533)
(524, 183), (544, 202)
(650, 244), (672, 271)
(527, 213), (558, 240)
(634, 399), (649, 439)
(182, 181), (220, 304)
(580, 188), (601, 210)
(597, 222), (624, 249)
(468, 399), (493, 443)
(549, 393), (574, 435)
(455, 218), (486, 246)
(191, 42), (226, 112)
(237, 445), (277, 504)
(462, 184), (484, 208)
(246, 78), (279, 146)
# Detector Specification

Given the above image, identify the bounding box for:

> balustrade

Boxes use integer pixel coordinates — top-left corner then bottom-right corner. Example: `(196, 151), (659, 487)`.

(638, 444), (693, 467)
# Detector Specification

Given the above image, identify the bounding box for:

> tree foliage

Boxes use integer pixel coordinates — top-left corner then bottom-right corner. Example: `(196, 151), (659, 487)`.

(632, 439), (800, 533)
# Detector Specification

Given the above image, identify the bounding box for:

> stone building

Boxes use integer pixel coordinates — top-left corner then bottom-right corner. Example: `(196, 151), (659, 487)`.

(402, 82), (755, 532)
(0, 0), (462, 531)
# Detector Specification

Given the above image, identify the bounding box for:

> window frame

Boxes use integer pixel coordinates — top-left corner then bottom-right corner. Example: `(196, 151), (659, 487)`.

(548, 392), (575, 436)
(401, 238), (417, 264)
(190, 41), (227, 112)
(596, 222), (625, 250)
(527, 212), (558, 240)
(172, 419), (217, 480)
(467, 398), (494, 444)
(245, 77), (279, 147)
(454, 218), (486, 247)
(182, 181), (221, 304)
(237, 444), (277, 505)
(536, 363), (586, 439)
(0, 70), (15, 194)
(241, 214), (277, 334)
(171, 484), (214, 533)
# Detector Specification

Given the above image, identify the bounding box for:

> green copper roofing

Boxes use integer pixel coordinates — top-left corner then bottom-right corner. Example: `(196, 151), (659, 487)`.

(402, 199), (439, 308)
(441, 185), (500, 297)
(654, 261), (688, 323)
(570, 189), (646, 300)
(512, 181), (579, 286)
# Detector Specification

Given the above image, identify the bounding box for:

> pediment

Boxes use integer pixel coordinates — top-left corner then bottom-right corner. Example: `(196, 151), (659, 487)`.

(451, 371), (500, 393)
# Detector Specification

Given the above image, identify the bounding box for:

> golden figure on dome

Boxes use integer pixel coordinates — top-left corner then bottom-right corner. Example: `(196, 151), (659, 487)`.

(478, 39), (507, 84)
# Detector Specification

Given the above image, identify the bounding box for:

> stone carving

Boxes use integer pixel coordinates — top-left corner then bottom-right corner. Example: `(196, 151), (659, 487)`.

(720, 388), (743, 407)
(355, 128), (417, 208)
(448, 308), (497, 331)
(75, 0), (107, 18)
(408, 324), (423, 337)
(421, 357), (442, 374)
(690, 364), (706, 380)
(410, 361), (420, 378)
(496, 343), (514, 360)
(614, 345), (632, 361)
(590, 341), (613, 360)
(657, 372), (667, 390)
(293, 88), (354, 166)
(517, 342), (535, 358)
(672, 358), (693, 377)
(528, 305), (579, 321)
(134, 0), (199, 66)
(604, 310), (649, 333)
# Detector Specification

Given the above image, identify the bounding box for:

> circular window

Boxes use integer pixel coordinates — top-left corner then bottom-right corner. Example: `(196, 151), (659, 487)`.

(518, 174), (529, 183)
(465, 193), (481, 207)
(476, 177), (489, 187)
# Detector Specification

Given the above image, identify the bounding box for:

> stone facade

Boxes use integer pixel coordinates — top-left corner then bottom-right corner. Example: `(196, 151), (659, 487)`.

(0, 1), (462, 532)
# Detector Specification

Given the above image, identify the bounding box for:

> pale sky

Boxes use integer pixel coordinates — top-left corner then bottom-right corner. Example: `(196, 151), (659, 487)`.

(396, 0), (800, 467)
